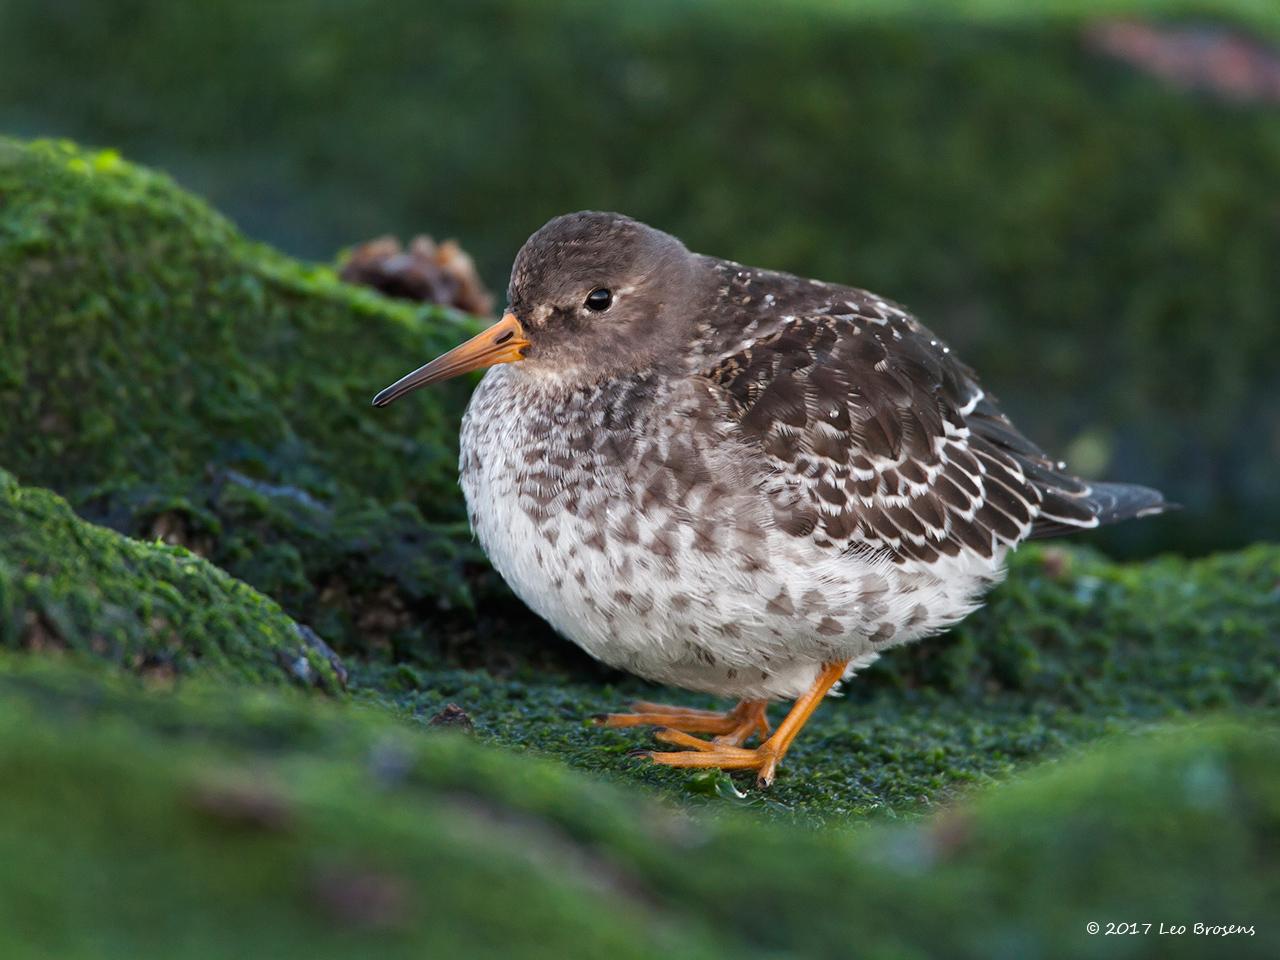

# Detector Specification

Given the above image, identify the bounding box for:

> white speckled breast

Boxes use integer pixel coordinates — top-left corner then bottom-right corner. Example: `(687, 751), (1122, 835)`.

(458, 362), (1007, 700)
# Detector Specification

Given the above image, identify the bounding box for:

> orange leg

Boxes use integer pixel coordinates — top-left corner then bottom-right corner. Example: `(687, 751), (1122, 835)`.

(645, 660), (849, 787)
(596, 698), (770, 745)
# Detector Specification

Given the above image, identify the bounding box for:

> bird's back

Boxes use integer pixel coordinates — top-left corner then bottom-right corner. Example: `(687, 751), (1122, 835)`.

(689, 258), (1172, 564)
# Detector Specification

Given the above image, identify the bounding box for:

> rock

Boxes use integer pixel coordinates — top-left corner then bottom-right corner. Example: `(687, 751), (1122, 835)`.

(0, 468), (345, 691)
(0, 138), (481, 661)
(293, 624), (349, 689)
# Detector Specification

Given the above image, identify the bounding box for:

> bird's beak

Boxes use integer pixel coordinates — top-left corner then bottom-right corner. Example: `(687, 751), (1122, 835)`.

(372, 312), (530, 407)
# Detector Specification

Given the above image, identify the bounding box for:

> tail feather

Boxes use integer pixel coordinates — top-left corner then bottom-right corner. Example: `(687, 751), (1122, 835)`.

(1029, 480), (1175, 540)
(960, 393), (1175, 541)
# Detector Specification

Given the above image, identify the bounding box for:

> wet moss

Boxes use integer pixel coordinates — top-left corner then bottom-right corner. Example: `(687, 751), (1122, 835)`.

(0, 138), (481, 658)
(0, 469), (344, 691)
(0, 656), (1274, 959)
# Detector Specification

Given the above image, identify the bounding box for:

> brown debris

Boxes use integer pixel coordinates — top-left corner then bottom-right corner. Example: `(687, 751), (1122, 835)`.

(1086, 19), (1280, 104)
(930, 810), (976, 860)
(1039, 547), (1073, 581)
(21, 610), (66, 654)
(147, 510), (213, 557)
(340, 234), (494, 316)
(38, 410), (67, 435)
(354, 583), (412, 651)
(136, 654), (179, 690)
(427, 702), (475, 733)
(311, 864), (409, 930)
(188, 776), (294, 832)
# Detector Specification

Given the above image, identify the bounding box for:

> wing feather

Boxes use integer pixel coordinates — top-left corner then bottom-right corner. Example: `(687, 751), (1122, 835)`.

(699, 301), (1163, 563)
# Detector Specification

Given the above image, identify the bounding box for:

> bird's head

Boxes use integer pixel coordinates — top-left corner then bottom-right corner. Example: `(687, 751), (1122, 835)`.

(372, 212), (702, 406)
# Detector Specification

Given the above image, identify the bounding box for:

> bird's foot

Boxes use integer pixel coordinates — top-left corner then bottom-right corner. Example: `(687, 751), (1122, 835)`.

(633, 660), (852, 789)
(646, 728), (786, 787)
(595, 699), (769, 745)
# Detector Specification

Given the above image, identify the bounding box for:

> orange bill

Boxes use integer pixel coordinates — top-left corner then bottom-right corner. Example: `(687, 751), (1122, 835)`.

(372, 312), (529, 407)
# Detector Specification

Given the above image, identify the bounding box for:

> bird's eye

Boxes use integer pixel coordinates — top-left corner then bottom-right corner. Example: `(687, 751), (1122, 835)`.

(584, 288), (613, 312)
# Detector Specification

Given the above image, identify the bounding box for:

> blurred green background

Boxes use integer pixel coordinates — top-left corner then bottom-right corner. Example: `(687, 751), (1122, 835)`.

(1, 0), (1277, 556)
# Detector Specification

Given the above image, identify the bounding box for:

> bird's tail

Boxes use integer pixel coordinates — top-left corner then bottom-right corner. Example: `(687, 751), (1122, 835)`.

(1029, 479), (1175, 540)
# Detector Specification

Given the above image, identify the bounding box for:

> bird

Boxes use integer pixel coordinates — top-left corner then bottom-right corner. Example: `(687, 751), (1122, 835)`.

(372, 212), (1170, 787)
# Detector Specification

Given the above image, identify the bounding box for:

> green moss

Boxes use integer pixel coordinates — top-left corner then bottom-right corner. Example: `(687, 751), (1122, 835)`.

(0, 2), (1276, 554)
(0, 138), (472, 504)
(0, 656), (1275, 958)
(0, 469), (344, 691)
(887, 543), (1280, 703)
(0, 138), (481, 656)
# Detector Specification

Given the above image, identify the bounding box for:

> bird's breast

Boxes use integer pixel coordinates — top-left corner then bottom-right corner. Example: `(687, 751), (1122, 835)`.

(458, 366), (666, 667)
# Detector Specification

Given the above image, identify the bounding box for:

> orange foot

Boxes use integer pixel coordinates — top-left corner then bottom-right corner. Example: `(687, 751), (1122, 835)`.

(596, 698), (770, 746)
(642, 660), (849, 788)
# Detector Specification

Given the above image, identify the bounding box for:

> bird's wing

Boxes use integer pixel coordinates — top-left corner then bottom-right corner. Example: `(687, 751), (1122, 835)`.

(696, 306), (1103, 564)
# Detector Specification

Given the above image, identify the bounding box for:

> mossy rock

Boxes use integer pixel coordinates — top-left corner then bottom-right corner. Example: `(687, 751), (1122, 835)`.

(0, 138), (481, 660)
(0, 468), (344, 691)
(0, 656), (1274, 959)
(0, 138), (470, 505)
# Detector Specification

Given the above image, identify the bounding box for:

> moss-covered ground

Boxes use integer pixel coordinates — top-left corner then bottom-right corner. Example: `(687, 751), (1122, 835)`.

(1, 136), (1277, 953)
(0, 657), (1275, 959)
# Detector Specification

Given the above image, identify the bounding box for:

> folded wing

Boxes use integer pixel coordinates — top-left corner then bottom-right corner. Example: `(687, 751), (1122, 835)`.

(700, 306), (1169, 564)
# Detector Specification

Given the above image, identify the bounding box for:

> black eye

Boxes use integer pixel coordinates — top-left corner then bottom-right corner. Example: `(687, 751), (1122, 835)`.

(584, 288), (613, 312)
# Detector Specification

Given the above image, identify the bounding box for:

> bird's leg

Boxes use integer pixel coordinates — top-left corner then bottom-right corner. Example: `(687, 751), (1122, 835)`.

(646, 660), (849, 787)
(596, 698), (769, 741)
